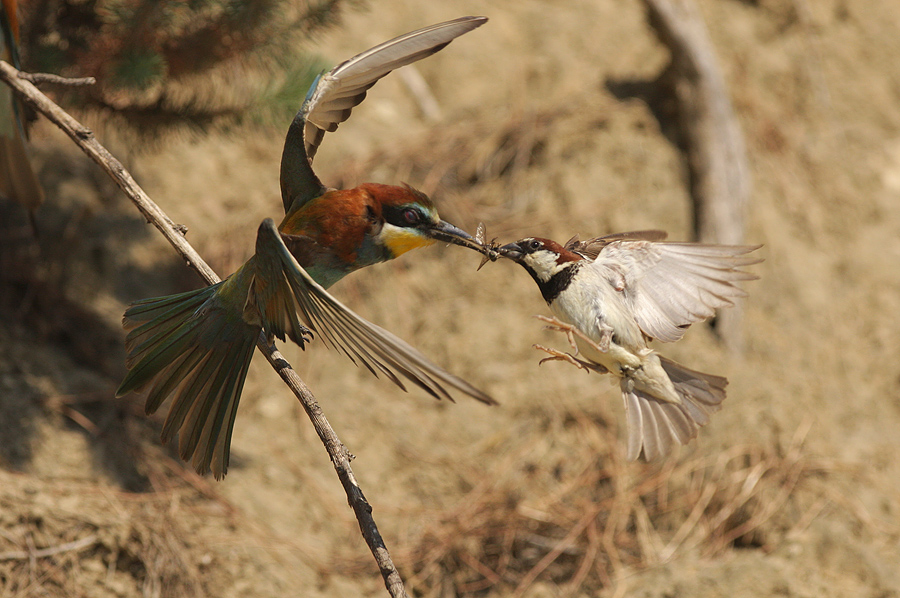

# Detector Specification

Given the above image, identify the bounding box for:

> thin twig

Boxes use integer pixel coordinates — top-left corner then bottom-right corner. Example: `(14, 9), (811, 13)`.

(0, 535), (98, 561)
(0, 59), (409, 598)
(16, 72), (96, 87)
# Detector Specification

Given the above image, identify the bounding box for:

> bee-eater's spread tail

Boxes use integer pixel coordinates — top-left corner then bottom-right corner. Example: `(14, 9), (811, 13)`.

(116, 283), (260, 479)
(621, 356), (727, 461)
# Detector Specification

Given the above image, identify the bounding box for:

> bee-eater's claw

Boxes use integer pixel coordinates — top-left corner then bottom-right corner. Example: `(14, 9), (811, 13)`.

(298, 325), (315, 349)
(284, 323), (315, 350)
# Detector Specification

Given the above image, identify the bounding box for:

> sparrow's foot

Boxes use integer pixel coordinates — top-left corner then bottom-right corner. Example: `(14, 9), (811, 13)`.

(534, 315), (581, 354)
(533, 344), (609, 374)
(535, 314), (616, 356)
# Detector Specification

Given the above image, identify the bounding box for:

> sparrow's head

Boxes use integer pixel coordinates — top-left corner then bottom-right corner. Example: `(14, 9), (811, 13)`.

(364, 183), (476, 258)
(500, 237), (581, 278)
(500, 237), (583, 303)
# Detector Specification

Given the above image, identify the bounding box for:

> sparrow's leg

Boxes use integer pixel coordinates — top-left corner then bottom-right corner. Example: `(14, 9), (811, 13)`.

(533, 344), (609, 374)
(535, 314), (616, 356)
(597, 323), (614, 353)
(535, 315), (581, 354)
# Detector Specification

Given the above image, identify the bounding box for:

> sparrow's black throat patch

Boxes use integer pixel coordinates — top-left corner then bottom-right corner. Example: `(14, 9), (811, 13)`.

(527, 262), (581, 304)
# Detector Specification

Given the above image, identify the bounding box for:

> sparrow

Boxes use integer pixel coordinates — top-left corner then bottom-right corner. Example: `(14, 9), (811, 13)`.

(0, 0), (44, 220)
(116, 17), (494, 479)
(498, 231), (761, 461)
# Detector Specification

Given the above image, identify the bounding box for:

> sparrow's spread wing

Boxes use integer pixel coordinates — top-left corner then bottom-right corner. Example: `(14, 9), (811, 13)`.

(280, 16), (487, 213)
(596, 241), (761, 343)
(250, 219), (496, 405)
(565, 230), (667, 260)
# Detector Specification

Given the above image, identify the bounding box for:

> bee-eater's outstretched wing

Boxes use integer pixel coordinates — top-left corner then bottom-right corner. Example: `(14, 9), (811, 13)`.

(0, 0), (44, 215)
(595, 241), (762, 343)
(250, 218), (496, 405)
(279, 16), (487, 214)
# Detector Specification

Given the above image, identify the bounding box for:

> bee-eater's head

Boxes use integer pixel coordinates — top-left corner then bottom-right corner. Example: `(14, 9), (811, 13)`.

(365, 183), (477, 258)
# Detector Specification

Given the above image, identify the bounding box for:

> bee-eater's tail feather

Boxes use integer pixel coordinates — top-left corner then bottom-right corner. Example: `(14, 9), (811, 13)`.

(622, 356), (727, 461)
(120, 289), (213, 372)
(117, 283), (259, 479)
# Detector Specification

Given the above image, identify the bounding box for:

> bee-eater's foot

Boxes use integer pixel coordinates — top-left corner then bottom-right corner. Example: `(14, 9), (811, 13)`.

(283, 325), (315, 349)
(297, 325), (315, 348)
(533, 344), (608, 374)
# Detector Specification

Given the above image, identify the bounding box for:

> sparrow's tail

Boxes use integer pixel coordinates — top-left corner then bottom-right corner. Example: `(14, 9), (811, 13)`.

(116, 276), (260, 479)
(621, 355), (727, 461)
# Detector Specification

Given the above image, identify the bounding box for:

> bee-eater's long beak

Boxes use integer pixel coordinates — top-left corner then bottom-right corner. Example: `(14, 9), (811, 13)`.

(427, 220), (478, 248)
(498, 242), (524, 262)
(425, 220), (503, 267)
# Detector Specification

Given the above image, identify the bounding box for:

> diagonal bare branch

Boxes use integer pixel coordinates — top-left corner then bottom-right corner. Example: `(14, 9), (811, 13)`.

(0, 59), (409, 598)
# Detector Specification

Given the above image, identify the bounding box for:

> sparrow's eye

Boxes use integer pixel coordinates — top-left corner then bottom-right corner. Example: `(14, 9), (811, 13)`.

(402, 208), (420, 225)
(528, 239), (542, 251)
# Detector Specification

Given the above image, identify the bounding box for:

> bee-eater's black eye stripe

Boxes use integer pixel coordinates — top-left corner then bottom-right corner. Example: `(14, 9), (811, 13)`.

(383, 205), (429, 228)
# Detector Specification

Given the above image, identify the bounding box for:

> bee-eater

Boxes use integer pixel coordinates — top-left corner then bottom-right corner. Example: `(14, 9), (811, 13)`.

(0, 0), (44, 218)
(498, 231), (760, 461)
(117, 17), (494, 479)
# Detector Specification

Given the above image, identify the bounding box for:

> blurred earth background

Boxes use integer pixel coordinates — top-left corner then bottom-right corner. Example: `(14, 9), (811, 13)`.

(2, 0), (900, 596)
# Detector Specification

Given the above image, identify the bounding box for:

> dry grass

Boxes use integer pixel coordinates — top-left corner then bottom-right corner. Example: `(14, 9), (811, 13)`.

(0, 471), (206, 597)
(330, 414), (848, 597)
(0, 454), (328, 598)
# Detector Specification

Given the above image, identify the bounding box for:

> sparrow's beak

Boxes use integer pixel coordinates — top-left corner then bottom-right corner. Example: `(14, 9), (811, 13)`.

(498, 242), (524, 262)
(426, 220), (479, 249)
